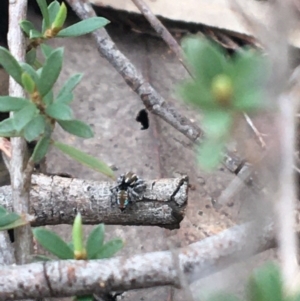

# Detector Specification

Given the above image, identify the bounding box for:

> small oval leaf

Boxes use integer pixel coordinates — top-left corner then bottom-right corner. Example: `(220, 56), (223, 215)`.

(58, 120), (93, 138)
(72, 213), (86, 259)
(29, 29), (44, 39)
(52, 2), (67, 30)
(33, 227), (74, 259)
(0, 216), (28, 231)
(13, 103), (37, 132)
(0, 96), (30, 112)
(25, 48), (37, 65)
(0, 118), (18, 137)
(46, 103), (73, 120)
(22, 72), (35, 94)
(57, 17), (110, 37)
(40, 43), (54, 58)
(93, 239), (123, 259)
(31, 135), (51, 163)
(57, 73), (83, 99)
(39, 48), (64, 96)
(20, 63), (39, 84)
(36, 0), (50, 30)
(48, 1), (60, 24)
(53, 141), (114, 178)
(87, 224), (105, 260)
(0, 47), (23, 85)
(24, 115), (46, 142)
(20, 20), (36, 36)
(0, 212), (21, 227)
(43, 90), (54, 106)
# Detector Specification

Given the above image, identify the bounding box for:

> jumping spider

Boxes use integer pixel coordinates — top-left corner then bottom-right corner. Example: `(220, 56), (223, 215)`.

(110, 172), (147, 211)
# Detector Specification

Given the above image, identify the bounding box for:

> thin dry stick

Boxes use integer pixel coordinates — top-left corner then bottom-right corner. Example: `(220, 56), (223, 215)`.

(131, 0), (193, 77)
(7, 0), (34, 264)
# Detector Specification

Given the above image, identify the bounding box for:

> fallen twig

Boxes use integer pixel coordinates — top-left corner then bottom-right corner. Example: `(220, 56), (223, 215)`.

(0, 221), (275, 300)
(0, 174), (188, 229)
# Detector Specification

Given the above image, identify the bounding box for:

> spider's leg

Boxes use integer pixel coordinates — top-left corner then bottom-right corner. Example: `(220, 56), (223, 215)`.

(128, 186), (144, 201)
(110, 186), (118, 207)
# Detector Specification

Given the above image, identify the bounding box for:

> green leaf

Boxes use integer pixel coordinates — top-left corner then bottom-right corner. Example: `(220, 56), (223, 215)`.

(86, 224), (105, 259)
(31, 255), (52, 262)
(0, 118), (18, 137)
(22, 72), (35, 94)
(56, 93), (73, 104)
(57, 17), (110, 37)
(0, 217), (28, 231)
(40, 43), (54, 58)
(178, 80), (215, 110)
(29, 29), (44, 39)
(233, 90), (264, 112)
(46, 102), (73, 120)
(75, 296), (94, 301)
(52, 2), (67, 30)
(0, 212), (21, 227)
(33, 228), (74, 259)
(43, 90), (54, 106)
(0, 96), (30, 112)
(197, 139), (225, 171)
(182, 37), (227, 86)
(24, 115), (46, 142)
(58, 120), (93, 138)
(57, 73), (83, 99)
(0, 47), (23, 85)
(25, 48), (36, 65)
(36, 0), (50, 30)
(202, 110), (232, 138)
(0, 206), (7, 216)
(72, 213), (86, 259)
(13, 103), (37, 132)
(20, 63), (39, 84)
(38, 48), (64, 96)
(247, 263), (283, 301)
(31, 135), (51, 163)
(48, 1), (60, 25)
(20, 20), (36, 36)
(53, 141), (114, 178)
(93, 239), (123, 259)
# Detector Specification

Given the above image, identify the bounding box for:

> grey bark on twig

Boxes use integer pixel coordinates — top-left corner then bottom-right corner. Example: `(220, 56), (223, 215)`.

(0, 221), (275, 300)
(0, 174), (188, 229)
(7, 0), (34, 265)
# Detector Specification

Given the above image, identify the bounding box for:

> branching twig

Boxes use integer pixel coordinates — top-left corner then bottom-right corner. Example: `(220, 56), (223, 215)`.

(0, 221), (275, 300)
(7, 0), (34, 265)
(0, 174), (188, 229)
(64, 0), (245, 173)
(130, 0), (193, 77)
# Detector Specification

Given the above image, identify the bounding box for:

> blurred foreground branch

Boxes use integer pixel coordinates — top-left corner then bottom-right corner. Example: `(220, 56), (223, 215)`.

(0, 174), (188, 229)
(0, 221), (275, 300)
